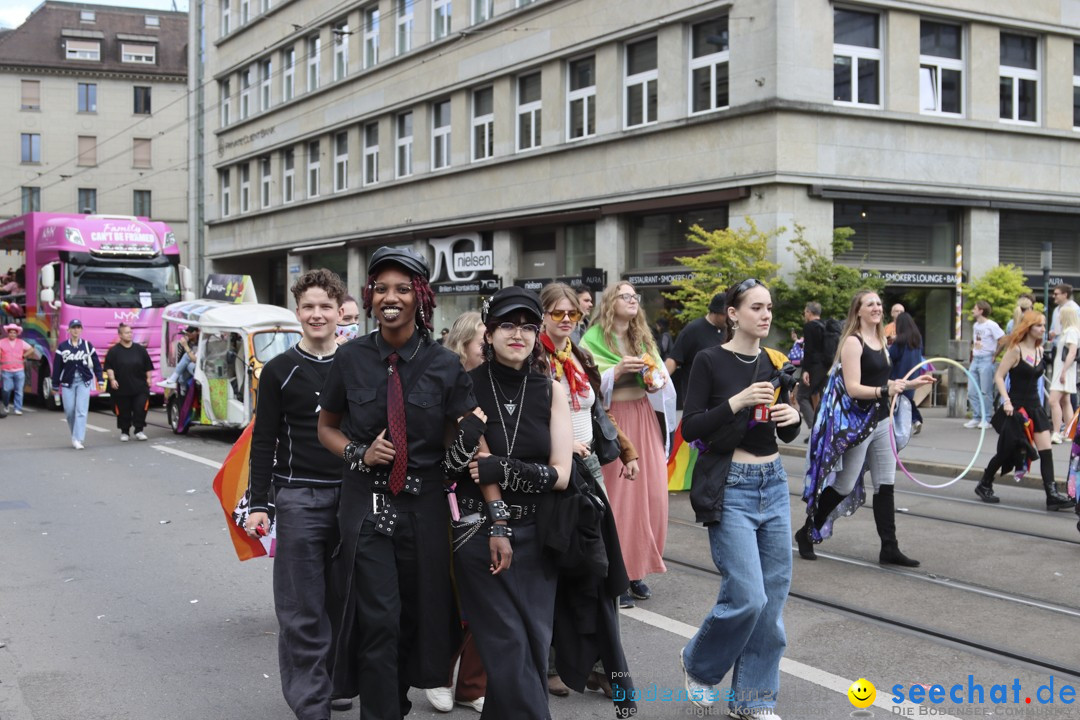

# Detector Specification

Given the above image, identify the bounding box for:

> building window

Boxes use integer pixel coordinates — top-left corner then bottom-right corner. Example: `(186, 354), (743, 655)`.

(283, 149), (295, 203)
(220, 170), (230, 217)
(283, 47), (295, 101)
(689, 16), (729, 114)
(261, 0), (271, 14)
(625, 36), (658, 128)
(919, 21), (963, 116)
(221, 0), (231, 35)
(21, 133), (40, 163)
(21, 80), (40, 110)
(1000, 32), (1039, 124)
(260, 156), (271, 207)
(78, 135), (97, 166)
(432, 0), (451, 41)
(307, 35), (321, 92)
(21, 187), (41, 213)
(77, 82), (97, 113)
(334, 132), (349, 192)
(833, 8), (881, 107)
(121, 44), (156, 64)
(133, 138), (151, 168)
(363, 122), (379, 185)
(432, 100), (451, 170)
(517, 72), (541, 152)
(833, 202), (959, 268)
(1000, 211), (1080, 274)
(134, 86), (152, 114)
(1074, 43), (1080, 129)
(145, 15), (159, 27)
(472, 87), (494, 161)
(240, 0), (249, 25)
(260, 58), (272, 110)
(80, 10), (95, 22)
(133, 190), (152, 217)
(472, 0), (493, 24)
(364, 6), (380, 68)
(629, 208), (727, 269)
(517, 0), (534, 6)
(307, 140), (320, 197)
(239, 163), (251, 212)
(396, 111), (413, 178)
(78, 188), (97, 214)
(66, 40), (100, 61)
(220, 79), (232, 126)
(240, 66), (253, 119)
(333, 21), (349, 80)
(396, 0), (414, 56)
(567, 56), (596, 140)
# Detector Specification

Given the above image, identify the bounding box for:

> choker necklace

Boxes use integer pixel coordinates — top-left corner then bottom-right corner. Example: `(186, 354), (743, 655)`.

(298, 340), (336, 360)
(488, 366), (526, 455)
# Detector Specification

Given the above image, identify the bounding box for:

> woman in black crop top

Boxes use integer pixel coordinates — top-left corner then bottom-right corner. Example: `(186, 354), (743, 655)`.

(449, 286), (573, 720)
(795, 290), (934, 568)
(679, 279), (800, 717)
(974, 310), (1074, 511)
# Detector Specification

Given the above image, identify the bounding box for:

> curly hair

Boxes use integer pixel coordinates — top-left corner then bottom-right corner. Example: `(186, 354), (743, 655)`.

(361, 267), (437, 338)
(290, 268), (346, 306)
(594, 281), (659, 359)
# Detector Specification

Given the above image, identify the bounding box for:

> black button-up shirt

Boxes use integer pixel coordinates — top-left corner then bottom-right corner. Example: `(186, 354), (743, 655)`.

(321, 330), (476, 475)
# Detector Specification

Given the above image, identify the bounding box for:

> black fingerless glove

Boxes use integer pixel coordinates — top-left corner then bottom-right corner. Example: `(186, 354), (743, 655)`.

(476, 455), (558, 493)
(444, 414), (488, 473)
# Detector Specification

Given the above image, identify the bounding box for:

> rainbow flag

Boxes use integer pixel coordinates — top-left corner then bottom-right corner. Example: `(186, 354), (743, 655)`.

(666, 422), (697, 492)
(212, 421), (274, 561)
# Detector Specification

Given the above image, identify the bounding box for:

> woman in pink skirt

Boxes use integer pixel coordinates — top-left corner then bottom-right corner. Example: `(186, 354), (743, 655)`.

(580, 282), (674, 608)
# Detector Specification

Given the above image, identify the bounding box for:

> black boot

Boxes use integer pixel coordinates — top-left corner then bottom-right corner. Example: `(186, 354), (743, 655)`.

(874, 485), (920, 567)
(795, 487), (845, 561)
(975, 456), (1003, 503)
(1039, 449), (1075, 511)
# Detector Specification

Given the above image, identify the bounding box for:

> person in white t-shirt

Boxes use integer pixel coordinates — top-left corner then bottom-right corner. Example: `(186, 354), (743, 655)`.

(1049, 283), (1080, 342)
(1049, 306), (1080, 443)
(965, 300), (1004, 429)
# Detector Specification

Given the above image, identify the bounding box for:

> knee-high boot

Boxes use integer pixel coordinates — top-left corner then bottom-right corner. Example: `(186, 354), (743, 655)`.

(794, 486), (845, 561)
(874, 485), (920, 567)
(975, 454), (1004, 503)
(1040, 449), (1075, 511)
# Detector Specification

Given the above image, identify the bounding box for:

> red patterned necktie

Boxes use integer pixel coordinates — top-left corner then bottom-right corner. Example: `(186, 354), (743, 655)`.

(387, 352), (408, 495)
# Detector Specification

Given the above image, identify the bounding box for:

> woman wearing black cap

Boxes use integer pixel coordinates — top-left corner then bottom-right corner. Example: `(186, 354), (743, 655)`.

(449, 286), (573, 720)
(318, 246), (479, 720)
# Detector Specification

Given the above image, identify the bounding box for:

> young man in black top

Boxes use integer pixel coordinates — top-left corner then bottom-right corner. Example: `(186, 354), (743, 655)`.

(665, 293), (727, 407)
(245, 268), (349, 720)
(799, 301), (827, 432)
(318, 247), (478, 720)
(103, 323), (154, 441)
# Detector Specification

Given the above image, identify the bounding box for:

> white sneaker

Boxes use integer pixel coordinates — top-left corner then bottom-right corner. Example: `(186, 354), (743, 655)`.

(135, 431), (149, 441)
(120, 433), (130, 442)
(963, 419), (980, 429)
(425, 687), (454, 713)
(978, 421), (992, 430)
(158, 379), (177, 389)
(679, 648), (717, 708)
(728, 710), (782, 720)
(73, 440), (84, 450)
(1051, 432), (1064, 444)
(456, 697), (484, 713)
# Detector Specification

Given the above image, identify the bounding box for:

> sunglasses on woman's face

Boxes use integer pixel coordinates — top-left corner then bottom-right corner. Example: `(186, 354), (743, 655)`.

(547, 309), (582, 322)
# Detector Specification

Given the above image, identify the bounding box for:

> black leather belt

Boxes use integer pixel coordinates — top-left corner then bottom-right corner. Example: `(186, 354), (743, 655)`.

(456, 495), (537, 520)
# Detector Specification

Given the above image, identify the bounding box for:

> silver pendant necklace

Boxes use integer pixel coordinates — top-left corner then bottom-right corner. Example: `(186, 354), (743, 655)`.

(490, 369), (528, 416)
(488, 366), (526, 456)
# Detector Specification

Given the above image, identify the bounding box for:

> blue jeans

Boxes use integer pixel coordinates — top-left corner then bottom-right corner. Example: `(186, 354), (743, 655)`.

(683, 458), (791, 713)
(2, 369), (25, 411)
(968, 356), (995, 421)
(62, 380), (93, 442)
(169, 353), (194, 384)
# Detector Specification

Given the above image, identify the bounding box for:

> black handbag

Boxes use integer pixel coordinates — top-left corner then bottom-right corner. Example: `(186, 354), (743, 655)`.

(591, 402), (622, 465)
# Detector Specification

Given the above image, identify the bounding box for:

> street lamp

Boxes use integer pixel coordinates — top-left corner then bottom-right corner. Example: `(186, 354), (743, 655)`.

(1042, 241), (1053, 326)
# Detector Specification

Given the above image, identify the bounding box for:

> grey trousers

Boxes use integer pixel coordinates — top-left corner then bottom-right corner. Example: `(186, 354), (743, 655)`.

(831, 421), (895, 495)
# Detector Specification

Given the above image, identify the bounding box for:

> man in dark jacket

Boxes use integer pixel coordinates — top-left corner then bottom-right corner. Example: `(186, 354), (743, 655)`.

(799, 302), (827, 431)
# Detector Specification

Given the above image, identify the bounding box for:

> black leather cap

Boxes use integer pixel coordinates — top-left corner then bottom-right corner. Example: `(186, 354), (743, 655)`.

(367, 246), (430, 280)
(484, 286), (543, 323)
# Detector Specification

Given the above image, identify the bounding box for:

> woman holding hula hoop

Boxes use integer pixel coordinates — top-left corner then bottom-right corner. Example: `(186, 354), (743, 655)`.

(796, 290), (934, 566)
(974, 310), (1075, 510)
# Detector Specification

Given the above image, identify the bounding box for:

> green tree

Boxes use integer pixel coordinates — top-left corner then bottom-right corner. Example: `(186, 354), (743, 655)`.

(771, 226), (885, 338)
(962, 264), (1033, 328)
(664, 219), (780, 323)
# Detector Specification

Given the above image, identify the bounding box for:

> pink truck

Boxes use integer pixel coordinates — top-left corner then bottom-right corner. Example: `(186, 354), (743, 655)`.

(0, 212), (193, 408)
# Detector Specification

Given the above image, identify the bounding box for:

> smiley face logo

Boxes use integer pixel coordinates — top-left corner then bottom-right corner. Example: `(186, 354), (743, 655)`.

(847, 678), (876, 708)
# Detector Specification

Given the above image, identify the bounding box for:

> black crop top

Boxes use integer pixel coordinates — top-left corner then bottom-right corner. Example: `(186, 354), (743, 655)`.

(857, 337), (891, 420)
(681, 346), (800, 456)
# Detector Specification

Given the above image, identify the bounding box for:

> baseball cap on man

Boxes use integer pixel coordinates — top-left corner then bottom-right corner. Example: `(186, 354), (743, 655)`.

(708, 294), (726, 314)
(68, 319), (83, 329)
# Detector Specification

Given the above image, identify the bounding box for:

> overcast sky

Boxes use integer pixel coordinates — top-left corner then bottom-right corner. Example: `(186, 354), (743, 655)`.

(1, 0), (189, 30)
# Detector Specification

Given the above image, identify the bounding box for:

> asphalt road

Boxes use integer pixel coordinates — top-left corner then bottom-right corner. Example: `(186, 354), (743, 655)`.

(1, 403), (1079, 720)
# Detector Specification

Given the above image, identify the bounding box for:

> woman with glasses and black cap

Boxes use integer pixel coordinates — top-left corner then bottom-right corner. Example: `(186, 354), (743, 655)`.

(579, 281), (675, 609)
(317, 246), (479, 720)
(448, 285), (573, 720)
(678, 278), (800, 719)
